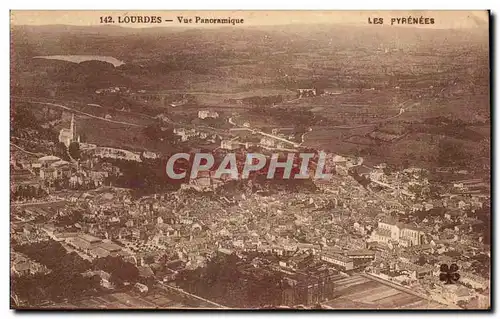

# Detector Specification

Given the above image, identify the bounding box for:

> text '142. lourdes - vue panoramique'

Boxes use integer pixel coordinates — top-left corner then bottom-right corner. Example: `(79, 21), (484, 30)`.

(10, 10), (490, 310)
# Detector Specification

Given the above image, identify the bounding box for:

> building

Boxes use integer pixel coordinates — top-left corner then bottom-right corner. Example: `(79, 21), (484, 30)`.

(459, 272), (489, 290)
(83, 270), (113, 289)
(174, 128), (199, 142)
(170, 98), (188, 107)
(134, 282), (149, 293)
(220, 139), (240, 150)
(281, 271), (336, 306)
(142, 151), (159, 159)
(58, 114), (80, 148)
(370, 220), (423, 247)
(321, 252), (354, 271)
(11, 262), (33, 276)
(319, 247), (375, 272)
(38, 155), (62, 167)
(198, 110), (219, 119)
(345, 249), (376, 269)
(275, 142), (287, 149)
(66, 233), (103, 255)
(296, 243), (321, 255)
(11, 168), (36, 190)
(40, 160), (72, 181)
(260, 136), (276, 147)
(297, 88), (317, 98)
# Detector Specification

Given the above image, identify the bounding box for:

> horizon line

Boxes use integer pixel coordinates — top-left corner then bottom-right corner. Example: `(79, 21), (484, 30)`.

(10, 22), (486, 31)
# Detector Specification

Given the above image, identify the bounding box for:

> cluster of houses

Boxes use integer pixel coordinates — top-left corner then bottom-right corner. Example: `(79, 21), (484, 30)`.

(219, 240), (376, 272)
(198, 110), (219, 119)
(297, 88), (318, 98)
(11, 251), (51, 277)
(95, 86), (131, 95)
(173, 127), (219, 143)
(34, 155), (112, 188)
(37, 155), (72, 181)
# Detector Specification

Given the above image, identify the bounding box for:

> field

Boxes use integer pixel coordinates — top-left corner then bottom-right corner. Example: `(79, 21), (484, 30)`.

(10, 23), (490, 173)
(43, 285), (223, 309)
(323, 274), (453, 309)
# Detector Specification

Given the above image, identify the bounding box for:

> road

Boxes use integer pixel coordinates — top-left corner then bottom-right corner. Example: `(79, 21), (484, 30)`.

(321, 101), (418, 130)
(11, 199), (67, 207)
(14, 96), (232, 140)
(229, 99), (418, 148)
(10, 142), (46, 157)
(229, 101), (415, 148)
(13, 96), (418, 154)
(298, 100), (419, 148)
(13, 97), (145, 128)
(229, 127), (300, 147)
(155, 282), (227, 309)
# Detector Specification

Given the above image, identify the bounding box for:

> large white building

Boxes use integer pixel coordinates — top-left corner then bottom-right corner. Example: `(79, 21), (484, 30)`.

(198, 110), (219, 119)
(58, 114), (80, 147)
(370, 220), (423, 247)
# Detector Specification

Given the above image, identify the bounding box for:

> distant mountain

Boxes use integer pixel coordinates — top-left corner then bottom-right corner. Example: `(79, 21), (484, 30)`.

(11, 24), (184, 36)
(11, 23), (488, 62)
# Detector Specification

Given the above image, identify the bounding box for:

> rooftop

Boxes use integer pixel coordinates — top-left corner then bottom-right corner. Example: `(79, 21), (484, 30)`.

(90, 247), (110, 259)
(78, 233), (102, 244)
(51, 160), (70, 167)
(38, 155), (61, 162)
(13, 261), (31, 272)
(99, 241), (122, 253)
(346, 249), (376, 257)
(380, 219), (422, 232)
(322, 253), (352, 263)
(374, 228), (391, 237)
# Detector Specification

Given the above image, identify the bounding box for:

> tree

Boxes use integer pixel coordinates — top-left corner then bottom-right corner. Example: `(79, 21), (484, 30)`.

(94, 256), (139, 286)
(143, 124), (161, 140)
(68, 142), (80, 159)
(56, 142), (70, 161)
(437, 139), (471, 167)
(416, 256), (427, 266)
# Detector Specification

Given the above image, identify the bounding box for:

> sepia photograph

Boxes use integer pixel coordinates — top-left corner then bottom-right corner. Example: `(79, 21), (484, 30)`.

(9, 10), (491, 310)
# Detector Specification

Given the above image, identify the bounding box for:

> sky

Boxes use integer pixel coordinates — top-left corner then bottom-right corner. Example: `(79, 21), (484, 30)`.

(10, 10), (489, 29)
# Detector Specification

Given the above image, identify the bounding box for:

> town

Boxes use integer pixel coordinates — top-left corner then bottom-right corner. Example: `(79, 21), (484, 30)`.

(10, 89), (490, 309)
(165, 151), (331, 180)
(10, 11), (490, 310)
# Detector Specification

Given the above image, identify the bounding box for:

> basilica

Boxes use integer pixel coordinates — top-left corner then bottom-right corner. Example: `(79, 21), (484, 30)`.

(58, 114), (80, 147)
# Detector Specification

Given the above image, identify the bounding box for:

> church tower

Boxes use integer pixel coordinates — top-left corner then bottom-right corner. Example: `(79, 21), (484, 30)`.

(70, 114), (80, 142)
(58, 113), (79, 147)
(70, 114), (75, 139)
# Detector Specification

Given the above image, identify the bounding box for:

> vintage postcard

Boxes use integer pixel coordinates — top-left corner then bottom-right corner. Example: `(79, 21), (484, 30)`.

(10, 10), (490, 310)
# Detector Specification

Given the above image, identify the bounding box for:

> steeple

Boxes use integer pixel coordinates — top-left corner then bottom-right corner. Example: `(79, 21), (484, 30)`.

(70, 114), (75, 139)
